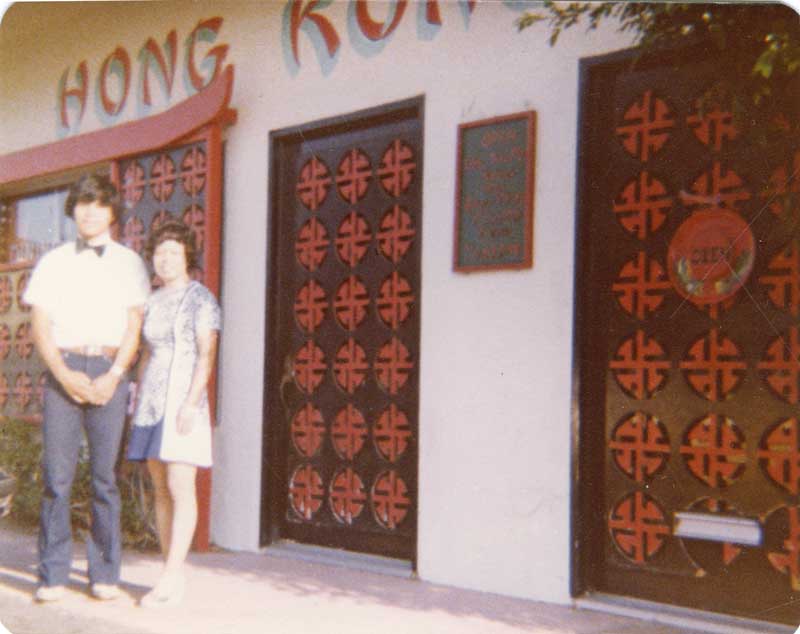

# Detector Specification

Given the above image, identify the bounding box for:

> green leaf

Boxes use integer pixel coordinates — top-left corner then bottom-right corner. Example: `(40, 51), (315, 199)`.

(516, 13), (547, 32)
(754, 49), (776, 78)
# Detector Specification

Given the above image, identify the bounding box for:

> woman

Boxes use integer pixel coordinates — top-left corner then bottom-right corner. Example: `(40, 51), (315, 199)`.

(127, 221), (221, 606)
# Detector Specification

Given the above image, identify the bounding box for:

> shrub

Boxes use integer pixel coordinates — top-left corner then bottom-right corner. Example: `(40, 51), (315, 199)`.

(0, 417), (158, 551)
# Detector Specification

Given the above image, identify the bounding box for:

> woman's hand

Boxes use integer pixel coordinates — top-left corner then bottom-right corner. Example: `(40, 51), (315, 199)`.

(176, 402), (198, 435)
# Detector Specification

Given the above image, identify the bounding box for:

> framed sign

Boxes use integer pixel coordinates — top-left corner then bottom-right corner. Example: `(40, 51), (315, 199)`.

(453, 110), (536, 272)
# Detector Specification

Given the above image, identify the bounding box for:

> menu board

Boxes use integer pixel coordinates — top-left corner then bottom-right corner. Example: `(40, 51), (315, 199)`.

(453, 111), (536, 272)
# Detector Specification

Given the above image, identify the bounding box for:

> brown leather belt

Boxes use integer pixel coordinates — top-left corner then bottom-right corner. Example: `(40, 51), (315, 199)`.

(60, 345), (119, 359)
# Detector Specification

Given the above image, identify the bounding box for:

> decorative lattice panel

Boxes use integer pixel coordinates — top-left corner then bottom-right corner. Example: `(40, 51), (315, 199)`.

(118, 141), (208, 282)
(273, 108), (421, 559)
(580, 51), (800, 623)
(0, 266), (44, 420)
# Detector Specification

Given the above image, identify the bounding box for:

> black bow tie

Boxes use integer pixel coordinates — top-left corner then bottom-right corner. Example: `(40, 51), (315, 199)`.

(76, 239), (105, 257)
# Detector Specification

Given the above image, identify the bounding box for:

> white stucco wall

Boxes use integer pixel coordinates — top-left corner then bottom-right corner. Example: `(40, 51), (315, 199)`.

(0, 1), (633, 606)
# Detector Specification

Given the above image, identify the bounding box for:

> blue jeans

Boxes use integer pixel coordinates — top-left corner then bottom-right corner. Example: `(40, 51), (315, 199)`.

(38, 352), (128, 587)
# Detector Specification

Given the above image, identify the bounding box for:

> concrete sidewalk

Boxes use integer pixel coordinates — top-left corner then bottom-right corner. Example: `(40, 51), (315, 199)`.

(0, 524), (782, 634)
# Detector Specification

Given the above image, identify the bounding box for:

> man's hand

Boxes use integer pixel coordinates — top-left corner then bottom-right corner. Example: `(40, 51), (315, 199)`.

(55, 369), (95, 404)
(90, 372), (120, 406)
(176, 402), (198, 436)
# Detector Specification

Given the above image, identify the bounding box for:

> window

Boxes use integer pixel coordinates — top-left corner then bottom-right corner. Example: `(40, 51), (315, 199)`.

(1, 190), (75, 264)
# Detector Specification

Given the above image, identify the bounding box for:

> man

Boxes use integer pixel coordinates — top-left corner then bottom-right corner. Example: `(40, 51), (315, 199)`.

(24, 173), (150, 602)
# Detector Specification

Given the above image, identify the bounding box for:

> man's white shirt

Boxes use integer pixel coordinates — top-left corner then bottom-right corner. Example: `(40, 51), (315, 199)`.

(24, 240), (150, 348)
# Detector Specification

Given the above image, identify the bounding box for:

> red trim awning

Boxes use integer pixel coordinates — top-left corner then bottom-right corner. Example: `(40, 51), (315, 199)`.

(0, 65), (236, 189)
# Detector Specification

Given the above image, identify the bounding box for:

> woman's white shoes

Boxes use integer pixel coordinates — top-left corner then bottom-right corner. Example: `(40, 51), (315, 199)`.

(139, 577), (184, 607)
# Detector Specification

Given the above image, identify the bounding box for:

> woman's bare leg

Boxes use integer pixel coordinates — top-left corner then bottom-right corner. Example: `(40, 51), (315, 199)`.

(142, 462), (196, 605)
(163, 462), (197, 579)
(146, 459), (172, 559)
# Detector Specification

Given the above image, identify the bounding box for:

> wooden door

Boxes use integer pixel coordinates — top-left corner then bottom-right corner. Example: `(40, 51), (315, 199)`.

(575, 48), (800, 625)
(264, 98), (423, 561)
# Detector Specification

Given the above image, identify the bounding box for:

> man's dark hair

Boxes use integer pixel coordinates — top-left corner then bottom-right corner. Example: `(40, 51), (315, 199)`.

(64, 173), (123, 222)
(145, 220), (197, 269)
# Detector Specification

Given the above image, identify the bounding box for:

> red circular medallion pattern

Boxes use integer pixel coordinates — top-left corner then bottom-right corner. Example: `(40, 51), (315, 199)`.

(336, 212), (371, 268)
(14, 322), (33, 360)
(333, 339), (368, 394)
(680, 330), (746, 401)
(181, 146), (207, 197)
(374, 404), (411, 463)
(759, 418), (800, 494)
(760, 240), (800, 317)
(613, 171), (672, 240)
(289, 464), (324, 520)
(375, 338), (413, 395)
(680, 414), (746, 487)
(150, 154), (177, 203)
(334, 276), (369, 331)
(290, 403), (325, 458)
(377, 272), (413, 330)
(612, 252), (671, 319)
(378, 139), (416, 197)
(122, 161), (146, 205)
(758, 326), (800, 404)
(686, 98), (739, 151)
(297, 156), (331, 211)
(378, 205), (415, 264)
(16, 271), (30, 312)
(293, 341), (327, 395)
(0, 374), (8, 410)
(149, 210), (174, 234)
(123, 216), (145, 254)
(14, 371), (32, 410)
(765, 505), (800, 591)
(615, 90), (674, 162)
(331, 404), (367, 460)
(182, 204), (205, 253)
(609, 412), (670, 483)
(371, 470), (410, 530)
(0, 276), (12, 314)
(294, 280), (328, 334)
(0, 324), (10, 360)
(336, 148), (372, 204)
(330, 468), (366, 525)
(608, 491), (670, 564)
(610, 330), (670, 399)
(295, 218), (329, 272)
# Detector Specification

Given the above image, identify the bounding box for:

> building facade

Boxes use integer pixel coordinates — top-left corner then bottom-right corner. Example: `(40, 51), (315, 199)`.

(1, 2), (798, 630)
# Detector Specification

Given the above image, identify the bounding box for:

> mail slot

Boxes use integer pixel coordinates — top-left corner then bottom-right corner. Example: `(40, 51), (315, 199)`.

(673, 512), (762, 547)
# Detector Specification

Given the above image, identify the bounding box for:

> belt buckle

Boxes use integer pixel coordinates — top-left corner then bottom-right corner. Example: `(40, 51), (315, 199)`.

(85, 345), (103, 356)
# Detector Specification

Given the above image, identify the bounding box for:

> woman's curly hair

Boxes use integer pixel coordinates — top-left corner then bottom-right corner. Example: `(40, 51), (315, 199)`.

(145, 220), (197, 269)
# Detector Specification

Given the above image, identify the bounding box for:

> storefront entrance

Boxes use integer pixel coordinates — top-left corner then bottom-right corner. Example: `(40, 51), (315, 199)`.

(262, 98), (423, 561)
(575, 48), (800, 625)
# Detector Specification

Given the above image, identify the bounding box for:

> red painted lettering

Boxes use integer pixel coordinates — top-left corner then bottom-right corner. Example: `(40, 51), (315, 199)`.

(98, 47), (131, 117)
(425, 0), (442, 25)
(187, 17), (229, 92)
(140, 30), (177, 106)
(58, 61), (88, 128)
(289, 0), (341, 66)
(355, 0), (407, 41)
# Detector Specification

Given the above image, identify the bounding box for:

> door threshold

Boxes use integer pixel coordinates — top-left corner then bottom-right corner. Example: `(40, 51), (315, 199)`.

(576, 592), (794, 634)
(264, 540), (414, 579)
